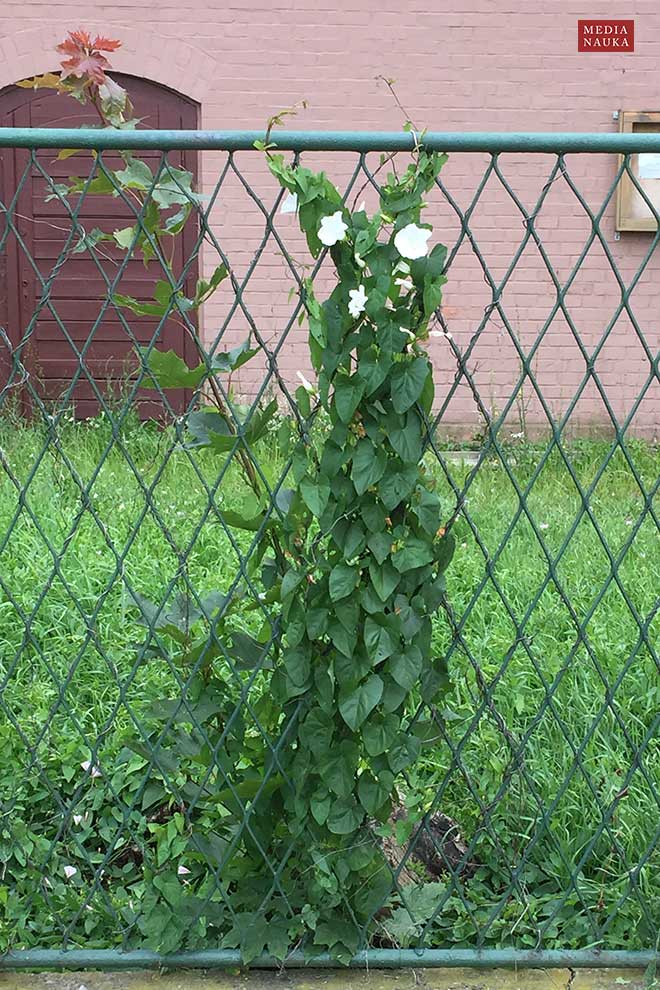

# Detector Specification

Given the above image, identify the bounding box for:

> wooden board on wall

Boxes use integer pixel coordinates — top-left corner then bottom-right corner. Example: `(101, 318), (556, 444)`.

(616, 110), (660, 232)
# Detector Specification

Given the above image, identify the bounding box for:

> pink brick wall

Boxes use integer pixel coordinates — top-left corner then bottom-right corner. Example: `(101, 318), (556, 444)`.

(1, 2), (658, 437)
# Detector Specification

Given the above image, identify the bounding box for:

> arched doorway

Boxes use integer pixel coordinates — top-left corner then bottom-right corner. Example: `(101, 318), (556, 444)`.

(0, 74), (199, 418)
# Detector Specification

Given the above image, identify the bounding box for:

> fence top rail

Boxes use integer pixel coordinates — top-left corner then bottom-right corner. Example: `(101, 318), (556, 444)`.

(2, 127), (660, 153)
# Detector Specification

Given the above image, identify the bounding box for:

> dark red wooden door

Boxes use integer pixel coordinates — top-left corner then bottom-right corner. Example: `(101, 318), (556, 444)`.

(0, 75), (199, 418)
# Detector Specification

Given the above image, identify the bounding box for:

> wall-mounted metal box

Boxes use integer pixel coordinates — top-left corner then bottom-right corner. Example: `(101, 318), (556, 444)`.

(616, 110), (660, 231)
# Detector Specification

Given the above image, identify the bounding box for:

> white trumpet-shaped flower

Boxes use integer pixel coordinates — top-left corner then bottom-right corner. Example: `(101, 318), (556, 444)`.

(63, 865), (77, 880)
(177, 865), (191, 876)
(429, 329), (452, 339)
(318, 211), (348, 246)
(348, 285), (368, 318)
(280, 191), (298, 214)
(80, 760), (102, 779)
(296, 370), (316, 393)
(394, 223), (432, 260)
(395, 275), (414, 292)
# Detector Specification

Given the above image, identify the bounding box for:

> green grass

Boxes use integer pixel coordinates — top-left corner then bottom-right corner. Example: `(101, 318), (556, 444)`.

(0, 412), (657, 952)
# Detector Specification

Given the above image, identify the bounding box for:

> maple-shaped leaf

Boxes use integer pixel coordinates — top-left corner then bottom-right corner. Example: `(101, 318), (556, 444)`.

(56, 29), (93, 54)
(60, 75), (92, 104)
(55, 30), (121, 85)
(60, 51), (111, 85)
(92, 36), (122, 52)
(98, 75), (127, 103)
(15, 72), (62, 91)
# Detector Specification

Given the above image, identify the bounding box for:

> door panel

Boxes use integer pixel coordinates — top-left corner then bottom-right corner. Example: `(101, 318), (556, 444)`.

(0, 75), (199, 418)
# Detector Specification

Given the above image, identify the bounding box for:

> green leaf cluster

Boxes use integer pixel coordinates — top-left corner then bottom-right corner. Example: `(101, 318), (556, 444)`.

(104, 135), (454, 963)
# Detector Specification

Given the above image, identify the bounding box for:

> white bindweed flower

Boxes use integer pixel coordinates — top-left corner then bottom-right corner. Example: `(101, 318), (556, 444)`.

(401, 328), (416, 341)
(348, 285), (368, 318)
(80, 760), (102, 779)
(318, 211), (348, 246)
(429, 330), (452, 340)
(394, 223), (432, 260)
(63, 865), (77, 880)
(280, 191), (298, 214)
(72, 814), (84, 826)
(177, 865), (191, 876)
(393, 260), (411, 275)
(395, 275), (414, 292)
(539, 523), (549, 531)
(296, 371), (316, 393)
(355, 252), (366, 269)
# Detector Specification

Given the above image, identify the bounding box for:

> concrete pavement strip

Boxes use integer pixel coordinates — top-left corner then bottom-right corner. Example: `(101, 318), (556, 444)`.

(0, 967), (650, 990)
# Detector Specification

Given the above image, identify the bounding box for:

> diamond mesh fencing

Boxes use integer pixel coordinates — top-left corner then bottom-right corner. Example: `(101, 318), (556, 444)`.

(0, 131), (657, 966)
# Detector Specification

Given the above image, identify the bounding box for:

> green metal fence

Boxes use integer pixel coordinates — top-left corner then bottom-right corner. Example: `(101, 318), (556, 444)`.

(0, 129), (657, 972)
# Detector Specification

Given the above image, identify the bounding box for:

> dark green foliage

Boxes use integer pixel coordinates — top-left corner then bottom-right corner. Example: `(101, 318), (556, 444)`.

(99, 146), (455, 961)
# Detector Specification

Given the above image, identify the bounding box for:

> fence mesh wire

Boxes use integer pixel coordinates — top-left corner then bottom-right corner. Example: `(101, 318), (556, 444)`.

(0, 135), (657, 959)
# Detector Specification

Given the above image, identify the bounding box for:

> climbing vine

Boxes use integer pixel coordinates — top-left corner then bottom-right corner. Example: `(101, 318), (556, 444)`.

(137, 138), (455, 960)
(20, 31), (455, 961)
(239, 140), (454, 958)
